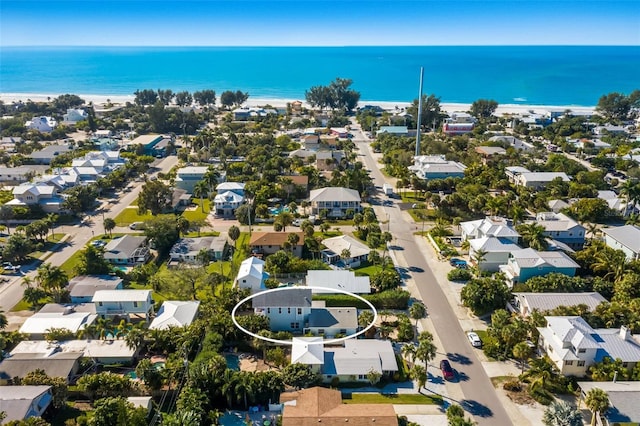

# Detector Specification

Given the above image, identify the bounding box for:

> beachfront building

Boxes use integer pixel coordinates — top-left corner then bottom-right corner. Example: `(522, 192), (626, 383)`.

(249, 231), (305, 258)
(235, 256), (269, 294)
(309, 187), (362, 218)
(7, 183), (66, 213)
(602, 225), (640, 261)
(409, 155), (467, 180)
(460, 216), (520, 243)
(62, 108), (88, 123)
(512, 292), (606, 317)
(538, 316), (640, 377)
(534, 212), (586, 250)
(320, 234), (371, 268)
(25, 116), (57, 133)
(499, 248), (580, 287)
(93, 289), (154, 321)
(175, 166), (209, 193)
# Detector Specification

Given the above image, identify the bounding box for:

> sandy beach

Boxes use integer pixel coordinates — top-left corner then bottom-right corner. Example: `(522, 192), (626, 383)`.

(0, 92), (596, 117)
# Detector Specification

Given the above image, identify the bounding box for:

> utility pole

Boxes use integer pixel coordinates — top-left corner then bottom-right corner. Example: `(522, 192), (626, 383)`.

(415, 67), (424, 157)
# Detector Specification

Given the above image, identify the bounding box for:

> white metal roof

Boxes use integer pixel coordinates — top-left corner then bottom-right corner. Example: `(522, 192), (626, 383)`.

(92, 289), (151, 302)
(149, 301), (200, 330)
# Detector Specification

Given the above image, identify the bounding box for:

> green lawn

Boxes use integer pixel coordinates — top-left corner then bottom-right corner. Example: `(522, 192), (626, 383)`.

(343, 392), (442, 405)
(113, 207), (154, 226)
(182, 199), (211, 222)
(400, 191), (427, 202)
(353, 263), (383, 277)
(59, 250), (83, 277)
(29, 233), (67, 259)
(207, 260), (232, 277)
(184, 230), (220, 238)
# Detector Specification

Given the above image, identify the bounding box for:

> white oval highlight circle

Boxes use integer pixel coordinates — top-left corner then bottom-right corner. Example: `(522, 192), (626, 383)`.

(231, 285), (378, 345)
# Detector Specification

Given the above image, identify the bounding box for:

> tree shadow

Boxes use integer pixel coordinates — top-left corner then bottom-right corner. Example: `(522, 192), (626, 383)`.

(388, 245), (404, 251)
(408, 266), (424, 272)
(428, 372), (445, 385)
(460, 399), (493, 417)
(447, 352), (473, 365)
(453, 370), (470, 382)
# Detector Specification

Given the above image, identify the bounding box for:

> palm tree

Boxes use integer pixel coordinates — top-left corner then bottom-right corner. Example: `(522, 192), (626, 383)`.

(409, 302), (427, 327)
(592, 248), (628, 283)
(585, 387), (610, 426)
(45, 213), (58, 239)
(35, 263), (68, 303)
(358, 310), (375, 337)
(415, 331), (437, 369)
(471, 248), (488, 275)
(585, 222), (601, 242)
(409, 364), (427, 393)
(401, 343), (417, 364)
(512, 341), (532, 374)
(103, 217), (116, 237)
(542, 400), (583, 426)
(228, 225), (240, 249)
(0, 310), (7, 330)
(193, 181), (208, 213)
(517, 222), (549, 250)
(276, 211), (294, 232)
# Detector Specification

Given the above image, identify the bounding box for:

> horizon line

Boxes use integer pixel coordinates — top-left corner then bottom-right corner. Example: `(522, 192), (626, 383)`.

(2, 44), (639, 48)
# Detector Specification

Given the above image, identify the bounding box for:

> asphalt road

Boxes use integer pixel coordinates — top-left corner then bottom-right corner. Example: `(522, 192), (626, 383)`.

(351, 125), (512, 425)
(0, 155), (180, 313)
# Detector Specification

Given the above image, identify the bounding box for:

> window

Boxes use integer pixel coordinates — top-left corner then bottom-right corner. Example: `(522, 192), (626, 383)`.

(297, 308), (302, 315)
(133, 301), (138, 307)
(98, 302), (103, 306)
(287, 308), (291, 314)
(290, 322), (299, 329)
(565, 360), (573, 366)
(318, 329), (325, 334)
(267, 308), (270, 314)
(278, 308), (282, 314)
(578, 348), (586, 354)
(623, 362), (629, 368)
(577, 361), (585, 367)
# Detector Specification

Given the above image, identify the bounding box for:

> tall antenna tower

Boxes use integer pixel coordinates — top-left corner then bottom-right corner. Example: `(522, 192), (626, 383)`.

(415, 67), (424, 157)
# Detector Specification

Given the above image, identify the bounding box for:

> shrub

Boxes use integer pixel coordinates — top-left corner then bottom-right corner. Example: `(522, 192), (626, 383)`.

(330, 376), (340, 387)
(447, 268), (472, 282)
(503, 380), (522, 392)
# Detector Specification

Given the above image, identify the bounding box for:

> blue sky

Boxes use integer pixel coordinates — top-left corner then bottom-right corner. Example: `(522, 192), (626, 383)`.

(1, 0), (638, 46)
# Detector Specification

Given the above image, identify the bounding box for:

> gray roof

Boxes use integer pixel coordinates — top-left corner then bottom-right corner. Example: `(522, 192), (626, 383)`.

(603, 225), (640, 253)
(510, 248), (580, 269)
(68, 275), (123, 298)
(307, 308), (357, 329)
(514, 292), (606, 313)
(535, 212), (583, 232)
(0, 352), (81, 381)
(309, 187), (361, 203)
(30, 144), (74, 160)
(37, 303), (96, 314)
(578, 382), (640, 423)
(0, 385), (52, 422)
(323, 340), (397, 376)
(595, 328), (640, 363)
(104, 235), (147, 260)
(469, 237), (521, 253)
(253, 288), (312, 308)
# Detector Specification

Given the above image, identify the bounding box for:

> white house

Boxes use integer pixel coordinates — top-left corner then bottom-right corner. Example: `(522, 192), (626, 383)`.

(25, 116), (57, 132)
(499, 248), (580, 286)
(537, 316), (640, 376)
(460, 216), (520, 243)
(409, 155), (467, 180)
(8, 183), (65, 213)
(512, 292), (606, 317)
(505, 166), (571, 189)
(11, 339), (138, 365)
(175, 166), (210, 193)
(169, 236), (228, 264)
(322, 339), (398, 383)
(598, 190), (637, 217)
(253, 288), (312, 332)
(602, 225), (640, 261)
(291, 337), (324, 372)
(577, 381), (640, 426)
(320, 234), (371, 268)
(63, 108), (88, 123)
(235, 256), (269, 293)
(0, 386), (53, 423)
(213, 191), (244, 217)
(489, 135), (534, 151)
(309, 187), (361, 218)
(535, 212), (586, 250)
(468, 237), (522, 272)
(149, 301), (200, 330)
(215, 182), (245, 195)
(93, 289), (154, 321)
(305, 270), (371, 294)
(0, 166), (48, 184)
(18, 304), (97, 340)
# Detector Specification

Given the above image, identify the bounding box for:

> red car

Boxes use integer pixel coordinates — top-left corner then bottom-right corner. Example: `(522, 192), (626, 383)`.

(440, 359), (455, 381)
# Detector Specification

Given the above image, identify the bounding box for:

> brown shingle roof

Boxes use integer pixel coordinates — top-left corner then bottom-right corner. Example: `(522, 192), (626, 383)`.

(280, 387), (396, 426)
(249, 232), (305, 247)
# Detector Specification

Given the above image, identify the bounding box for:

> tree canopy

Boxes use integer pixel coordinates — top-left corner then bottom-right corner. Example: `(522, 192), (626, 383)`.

(305, 78), (361, 111)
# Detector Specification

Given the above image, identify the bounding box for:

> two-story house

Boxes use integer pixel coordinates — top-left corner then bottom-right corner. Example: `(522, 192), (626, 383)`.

(309, 187), (361, 219)
(213, 191), (244, 217)
(253, 288), (312, 332)
(320, 235), (371, 268)
(535, 212), (586, 250)
(25, 116), (57, 132)
(460, 216), (520, 243)
(67, 275), (124, 303)
(7, 183), (65, 213)
(602, 224), (640, 261)
(0, 386), (53, 423)
(409, 155), (467, 180)
(175, 166), (210, 193)
(249, 232), (305, 258)
(93, 289), (154, 321)
(234, 256), (269, 294)
(538, 316), (640, 376)
(468, 237), (522, 272)
(63, 108), (88, 123)
(499, 248), (580, 287)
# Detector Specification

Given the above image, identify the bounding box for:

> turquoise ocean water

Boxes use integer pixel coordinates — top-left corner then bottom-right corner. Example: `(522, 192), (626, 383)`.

(1, 46), (638, 106)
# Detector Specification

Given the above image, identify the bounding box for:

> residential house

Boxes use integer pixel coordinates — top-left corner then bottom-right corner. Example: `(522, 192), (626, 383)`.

(128, 134), (165, 156)
(602, 225), (640, 261)
(547, 199), (570, 213)
(235, 256), (269, 293)
(598, 190), (637, 217)
(322, 339), (398, 383)
(253, 288), (312, 332)
(29, 144), (74, 165)
(489, 135), (535, 151)
(305, 270), (371, 294)
(305, 302), (358, 338)
(10, 339), (138, 365)
(290, 337), (324, 372)
(301, 134), (320, 151)
(309, 187), (361, 219)
(0, 136), (21, 153)
(0, 386), (53, 423)
(63, 108), (88, 123)
(320, 234), (371, 268)
(213, 190), (244, 217)
(505, 166), (531, 184)
(512, 292), (606, 317)
(215, 181), (245, 195)
(499, 248), (580, 286)
(232, 106), (277, 121)
(468, 237), (522, 272)
(67, 275), (124, 303)
(169, 236), (229, 264)
(18, 304), (97, 340)
(376, 126), (409, 137)
(460, 216), (520, 244)
(409, 155), (467, 180)
(175, 166), (210, 193)
(25, 116), (57, 132)
(535, 212), (586, 250)
(443, 122), (475, 135)
(149, 301), (200, 330)
(280, 387), (397, 426)
(7, 183), (65, 213)
(249, 231), (305, 258)
(537, 316), (640, 376)
(280, 175), (309, 198)
(475, 146), (506, 164)
(0, 166), (48, 184)
(578, 381), (640, 426)
(103, 235), (150, 265)
(505, 166), (571, 189)
(33, 169), (80, 190)
(0, 351), (82, 384)
(93, 289), (154, 321)
(316, 150), (345, 172)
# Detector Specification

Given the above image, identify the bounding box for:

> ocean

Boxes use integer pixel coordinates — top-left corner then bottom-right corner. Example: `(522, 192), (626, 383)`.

(1, 46), (638, 106)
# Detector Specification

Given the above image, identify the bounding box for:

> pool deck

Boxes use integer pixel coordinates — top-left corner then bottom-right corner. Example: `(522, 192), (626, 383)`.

(221, 410), (280, 426)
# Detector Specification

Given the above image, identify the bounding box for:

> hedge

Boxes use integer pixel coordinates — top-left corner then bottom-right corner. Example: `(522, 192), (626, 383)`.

(313, 288), (411, 310)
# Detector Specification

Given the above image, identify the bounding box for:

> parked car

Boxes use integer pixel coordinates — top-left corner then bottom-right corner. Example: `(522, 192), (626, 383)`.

(1, 262), (20, 273)
(129, 221), (145, 230)
(91, 240), (107, 248)
(440, 359), (455, 381)
(467, 331), (483, 348)
(449, 258), (467, 268)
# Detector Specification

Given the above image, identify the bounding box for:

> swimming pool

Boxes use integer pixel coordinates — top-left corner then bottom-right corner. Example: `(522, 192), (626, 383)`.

(225, 354), (240, 371)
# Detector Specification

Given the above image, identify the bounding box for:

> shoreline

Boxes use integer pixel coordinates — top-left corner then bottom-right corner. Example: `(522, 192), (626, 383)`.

(0, 92), (596, 116)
